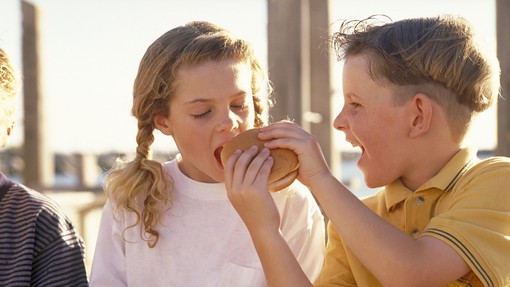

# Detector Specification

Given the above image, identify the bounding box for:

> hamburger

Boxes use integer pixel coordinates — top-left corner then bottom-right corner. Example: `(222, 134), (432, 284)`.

(220, 128), (300, 192)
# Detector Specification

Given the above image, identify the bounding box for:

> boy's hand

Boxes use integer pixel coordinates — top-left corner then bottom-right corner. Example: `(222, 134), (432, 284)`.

(224, 145), (281, 235)
(259, 121), (331, 188)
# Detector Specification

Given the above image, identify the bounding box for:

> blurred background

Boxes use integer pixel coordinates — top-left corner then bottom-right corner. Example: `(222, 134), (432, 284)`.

(0, 0), (503, 277)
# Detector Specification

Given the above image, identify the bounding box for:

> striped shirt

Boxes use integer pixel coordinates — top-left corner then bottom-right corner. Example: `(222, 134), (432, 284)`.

(0, 172), (89, 286)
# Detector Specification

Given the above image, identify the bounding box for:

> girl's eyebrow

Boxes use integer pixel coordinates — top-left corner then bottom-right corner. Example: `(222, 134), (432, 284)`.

(183, 91), (248, 105)
(184, 98), (211, 105)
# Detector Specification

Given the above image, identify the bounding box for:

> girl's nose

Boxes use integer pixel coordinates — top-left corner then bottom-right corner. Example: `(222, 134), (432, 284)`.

(216, 110), (239, 132)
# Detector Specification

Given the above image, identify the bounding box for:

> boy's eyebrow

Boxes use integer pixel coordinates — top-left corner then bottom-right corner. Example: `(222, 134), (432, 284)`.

(344, 93), (359, 100)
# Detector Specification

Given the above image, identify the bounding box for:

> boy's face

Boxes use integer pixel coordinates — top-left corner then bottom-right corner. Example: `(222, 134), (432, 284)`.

(334, 54), (411, 188)
(155, 59), (256, 183)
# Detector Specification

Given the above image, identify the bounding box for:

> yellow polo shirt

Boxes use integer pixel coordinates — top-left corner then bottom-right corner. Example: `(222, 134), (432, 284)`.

(314, 148), (510, 287)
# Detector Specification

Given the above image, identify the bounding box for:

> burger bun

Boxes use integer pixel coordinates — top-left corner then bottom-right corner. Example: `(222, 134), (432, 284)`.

(220, 128), (299, 192)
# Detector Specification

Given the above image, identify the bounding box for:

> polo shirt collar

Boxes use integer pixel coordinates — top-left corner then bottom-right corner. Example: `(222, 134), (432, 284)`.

(384, 147), (478, 211)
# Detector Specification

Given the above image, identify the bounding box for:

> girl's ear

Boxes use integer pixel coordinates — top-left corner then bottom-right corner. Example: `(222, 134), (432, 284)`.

(409, 93), (433, 138)
(154, 115), (173, 135)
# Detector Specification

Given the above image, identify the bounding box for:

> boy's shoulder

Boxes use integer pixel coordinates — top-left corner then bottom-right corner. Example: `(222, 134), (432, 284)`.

(468, 155), (510, 175)
(0, 178), (75, 228)
(440, 150), (510, 192)
(478, 155), (510, 164)
(449, 155), (510, 199)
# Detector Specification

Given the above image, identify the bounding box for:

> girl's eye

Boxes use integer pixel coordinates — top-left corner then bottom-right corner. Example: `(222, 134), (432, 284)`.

(191, 103), (248, 119)
(192, 110), (211, 119)
(232, 104), (248, 110)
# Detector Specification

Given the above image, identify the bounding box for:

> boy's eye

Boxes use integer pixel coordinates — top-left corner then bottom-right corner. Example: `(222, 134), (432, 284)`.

(350, 102), (361, 108)
(192, 110), (211, 119)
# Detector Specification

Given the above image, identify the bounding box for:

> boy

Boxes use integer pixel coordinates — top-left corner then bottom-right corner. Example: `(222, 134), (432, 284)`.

(224, 15), (509, 286)
(0, 48), (89, 286)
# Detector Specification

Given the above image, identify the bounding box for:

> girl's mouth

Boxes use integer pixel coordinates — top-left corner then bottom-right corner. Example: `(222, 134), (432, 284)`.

(214, 146), (224, 168)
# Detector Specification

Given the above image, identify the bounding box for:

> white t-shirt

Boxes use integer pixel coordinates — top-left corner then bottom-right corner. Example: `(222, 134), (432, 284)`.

(90, 158), (325, 287)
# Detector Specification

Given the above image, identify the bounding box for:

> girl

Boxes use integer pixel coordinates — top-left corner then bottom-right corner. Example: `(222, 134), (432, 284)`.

(89, 21), (325, 287)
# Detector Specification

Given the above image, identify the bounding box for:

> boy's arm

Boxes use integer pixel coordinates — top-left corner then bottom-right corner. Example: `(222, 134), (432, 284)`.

(307, 172), (470, 287)
(257, 122), (470, 287)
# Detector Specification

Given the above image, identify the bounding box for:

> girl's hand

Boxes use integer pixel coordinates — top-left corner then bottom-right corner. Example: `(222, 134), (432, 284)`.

(224, 145), (281, 234)
(259, 121), (332, 188)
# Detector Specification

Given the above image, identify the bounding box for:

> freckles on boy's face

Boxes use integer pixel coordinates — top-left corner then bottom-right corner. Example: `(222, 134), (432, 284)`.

(341, 55), (410, 188)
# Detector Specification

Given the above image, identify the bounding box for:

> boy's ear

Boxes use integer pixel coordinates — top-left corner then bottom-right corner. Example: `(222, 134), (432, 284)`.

(154, 115), (173, 135)
(409, 94), (432, 138)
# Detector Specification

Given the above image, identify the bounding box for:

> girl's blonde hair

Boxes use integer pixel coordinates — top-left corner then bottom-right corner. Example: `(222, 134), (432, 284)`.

(104, 21), (271, 247)
(0, 48), (17, 130)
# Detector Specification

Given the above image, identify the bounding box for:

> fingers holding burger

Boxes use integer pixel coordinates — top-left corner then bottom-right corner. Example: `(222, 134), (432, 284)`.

(220, 128), (299, 192)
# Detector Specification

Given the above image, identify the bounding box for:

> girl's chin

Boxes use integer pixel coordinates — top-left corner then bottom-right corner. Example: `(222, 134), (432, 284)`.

(213, 172), (225, 183)
(210, 168), (225, 183)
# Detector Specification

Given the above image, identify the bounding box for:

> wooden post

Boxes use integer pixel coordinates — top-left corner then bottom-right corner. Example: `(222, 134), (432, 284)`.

(267, 0), (334, 168)
(497, 0), (510, 156)
(22, 1), (53, 189)
(308, 0), (336, 171)
(75, 153), (100, 189)
(267, 0), (304, 124)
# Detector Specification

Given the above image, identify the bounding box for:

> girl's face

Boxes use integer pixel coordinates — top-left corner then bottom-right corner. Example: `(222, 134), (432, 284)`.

(333, 54), (411, 188)
(156, 59), (256, 183)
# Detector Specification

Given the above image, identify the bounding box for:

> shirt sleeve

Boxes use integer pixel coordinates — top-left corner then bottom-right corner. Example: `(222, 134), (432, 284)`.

(422, 158), (510, 287)
(313, 221), (357, 287)
(89, 200), (127, 287)
(33, 204), (89, 287)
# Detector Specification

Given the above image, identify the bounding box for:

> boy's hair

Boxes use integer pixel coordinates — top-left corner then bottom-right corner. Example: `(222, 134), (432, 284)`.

(104, 21), (272, 247)
(0, 48), (17, 128)
(332, 15), (500, 142)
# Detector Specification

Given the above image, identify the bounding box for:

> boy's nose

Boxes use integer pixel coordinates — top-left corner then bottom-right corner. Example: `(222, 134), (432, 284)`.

(333, 110), (347, 132)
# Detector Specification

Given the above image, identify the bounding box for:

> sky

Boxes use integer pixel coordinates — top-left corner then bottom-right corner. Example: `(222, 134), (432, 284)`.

(0, 0), (498, 154)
